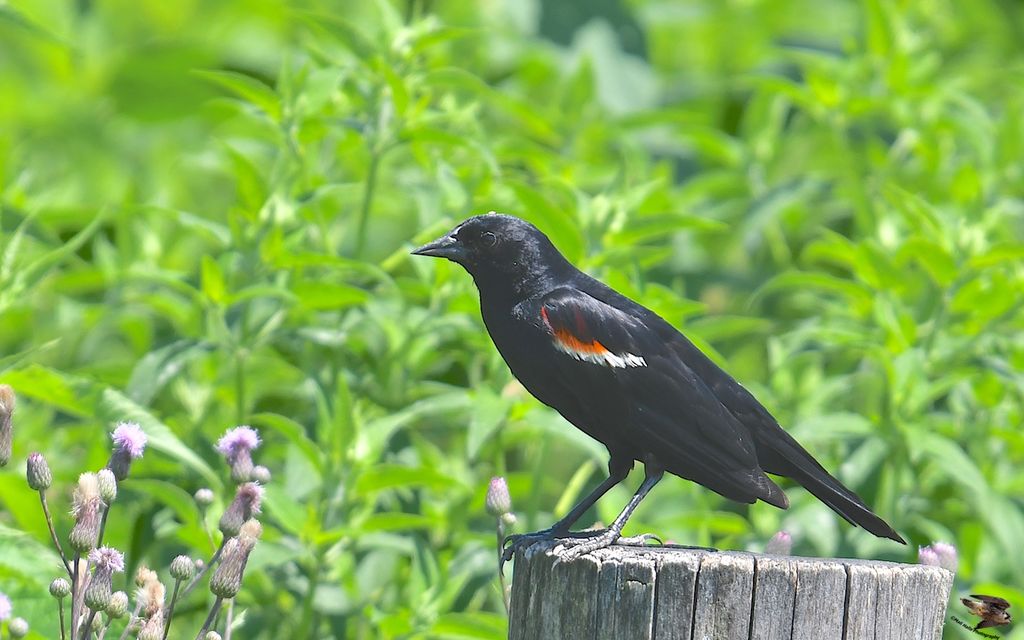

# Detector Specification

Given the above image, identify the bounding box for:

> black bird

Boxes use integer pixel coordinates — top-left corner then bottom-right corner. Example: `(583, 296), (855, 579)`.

(413, 213), (905, 558)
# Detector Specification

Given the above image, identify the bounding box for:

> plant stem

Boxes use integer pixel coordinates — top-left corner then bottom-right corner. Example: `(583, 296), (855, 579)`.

(70, 552), (82, 639)
(160, 578), (183, 640)
(58, 597), (68, 640)
(496, 519), (510, 615)
(180, 540), (226, 600)
(354, 151), (381, 257)
(195, 597), (223, 640)
(40, 492), (72, 576)
(79, 610), (97, 640)
(96, 620), (110, 640)
(235, 350), (246, 424)
(96, 505), (111, 548)
(115, 603), (142, 640)
(224, 599), (235, 640)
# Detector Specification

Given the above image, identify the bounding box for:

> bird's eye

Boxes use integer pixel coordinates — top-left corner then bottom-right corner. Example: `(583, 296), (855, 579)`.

(481, 231), (497, 247)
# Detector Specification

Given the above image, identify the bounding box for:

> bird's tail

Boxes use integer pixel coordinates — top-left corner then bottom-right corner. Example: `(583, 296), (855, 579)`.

(757, 431), (906, 544)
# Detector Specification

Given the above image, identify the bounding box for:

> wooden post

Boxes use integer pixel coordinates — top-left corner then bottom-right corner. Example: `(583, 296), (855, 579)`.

(508, 542), (953, 640)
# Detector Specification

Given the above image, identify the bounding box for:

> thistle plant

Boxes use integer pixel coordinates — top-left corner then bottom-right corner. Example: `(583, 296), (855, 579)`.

(107, 422), (147, 481)
(765, 531), (793, 555)
(485, 476), (515, 613)
(919, 541), (959, 573)
(10, 407), (272, 639)
(0, 592), (30, 640)
(215, 426), (261, 483)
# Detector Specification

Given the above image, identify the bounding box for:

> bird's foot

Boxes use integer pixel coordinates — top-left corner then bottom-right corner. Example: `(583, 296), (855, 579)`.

(550, 529), (662, 561)
(501, 527), (569, 570)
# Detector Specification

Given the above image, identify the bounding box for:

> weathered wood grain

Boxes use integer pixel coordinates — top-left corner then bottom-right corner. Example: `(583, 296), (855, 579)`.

(508, 542), (954, 640)
(652, 547), (706, 640)
(749, 555), (797, 640)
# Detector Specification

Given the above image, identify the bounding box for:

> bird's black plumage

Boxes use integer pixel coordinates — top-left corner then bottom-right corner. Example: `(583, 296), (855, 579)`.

(413, 213), (905, 547)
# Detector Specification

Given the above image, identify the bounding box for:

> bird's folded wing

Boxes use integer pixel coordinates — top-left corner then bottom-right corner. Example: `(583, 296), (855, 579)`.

(971, 595), (1011, 609)
(539, 287), (782, 504)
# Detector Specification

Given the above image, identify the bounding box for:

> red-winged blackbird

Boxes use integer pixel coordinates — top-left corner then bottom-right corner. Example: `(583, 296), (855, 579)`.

(413, 213), (905, 558)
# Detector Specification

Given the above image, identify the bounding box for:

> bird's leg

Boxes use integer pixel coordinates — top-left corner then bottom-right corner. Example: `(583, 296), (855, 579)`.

(501, 458), (630, 566)
(551, 464), (665, 561)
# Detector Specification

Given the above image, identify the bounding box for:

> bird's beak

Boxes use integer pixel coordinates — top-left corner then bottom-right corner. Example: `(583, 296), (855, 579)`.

(411, 232), (464, 261)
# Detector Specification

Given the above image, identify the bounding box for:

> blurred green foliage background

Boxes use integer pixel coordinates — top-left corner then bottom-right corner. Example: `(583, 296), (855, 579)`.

(1, 0), (1023, 637)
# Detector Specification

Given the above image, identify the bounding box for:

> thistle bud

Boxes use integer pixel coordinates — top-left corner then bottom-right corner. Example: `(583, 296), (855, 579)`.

(84, 547), (125, 611)
(210, 520), (262, 599)
(485, 476), (511, 516)
(0, 384), (14, 467)
(251, 465), (272, 484)
(195, 488), (215, 508)
(27, 452), (52, 491)
(108, 422), (147, 481)
(219, 483), (263, 537)
(91, 612), (104, 632)
(765, 531), (792, 555)
(70, 473), (104, 552)
(8, 617), (28, 638)
(106, 591), (129, 619)
(216, 426), (261, 482)
(97, 468), (118, 503)
(50, 577), (71, 599)
(205, 633), (223, 640)
(137, 612), (164, 640)
(170, 555), (195, 581)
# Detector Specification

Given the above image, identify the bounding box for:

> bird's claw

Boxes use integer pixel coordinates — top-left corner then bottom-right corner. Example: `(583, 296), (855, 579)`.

(550, 529), (662, 561)
(500, 528), (564, 572)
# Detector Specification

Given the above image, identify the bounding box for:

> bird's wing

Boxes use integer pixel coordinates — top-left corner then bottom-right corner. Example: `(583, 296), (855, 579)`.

(971, 595), (1011, 610)
(976, 619), (1000, 629)
(538, 287), (787, 507)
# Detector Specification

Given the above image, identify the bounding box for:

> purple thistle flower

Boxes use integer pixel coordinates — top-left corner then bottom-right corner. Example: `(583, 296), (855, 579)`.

(918, 545), (940, 566)
(217, 426), (261, 482)
(85, 547), (125, 610)
(112, 422), (147, 458)
(931, 541), (958, 573)
(0, 591), (11, 620)
(88, 547), (126, 573)
(109, 422), (147, 480)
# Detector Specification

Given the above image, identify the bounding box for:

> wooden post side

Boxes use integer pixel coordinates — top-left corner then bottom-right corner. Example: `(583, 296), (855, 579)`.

(508, 543), (954, 640)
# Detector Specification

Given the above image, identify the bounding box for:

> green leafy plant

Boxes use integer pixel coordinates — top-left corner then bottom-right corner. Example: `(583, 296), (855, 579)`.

(1, 1), (1023, 638)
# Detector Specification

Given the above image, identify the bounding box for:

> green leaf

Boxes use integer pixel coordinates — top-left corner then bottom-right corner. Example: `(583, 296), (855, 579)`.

(431, 612), (507, 639)
(1, 365), (93, 416)
(465, 388), (509, 459)
(355, 464), (461, 493)
(194, 69), (280, 120)
(201, 255), (228, 304)
(251, 412), (324, 473)
(292, 281), (370, 311)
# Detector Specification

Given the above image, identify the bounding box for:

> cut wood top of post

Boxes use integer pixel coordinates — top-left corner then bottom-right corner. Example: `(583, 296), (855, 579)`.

(508, 542), (955, 640)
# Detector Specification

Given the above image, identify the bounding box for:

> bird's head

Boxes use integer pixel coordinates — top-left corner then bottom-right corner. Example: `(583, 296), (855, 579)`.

(412, 212), (570, 293)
